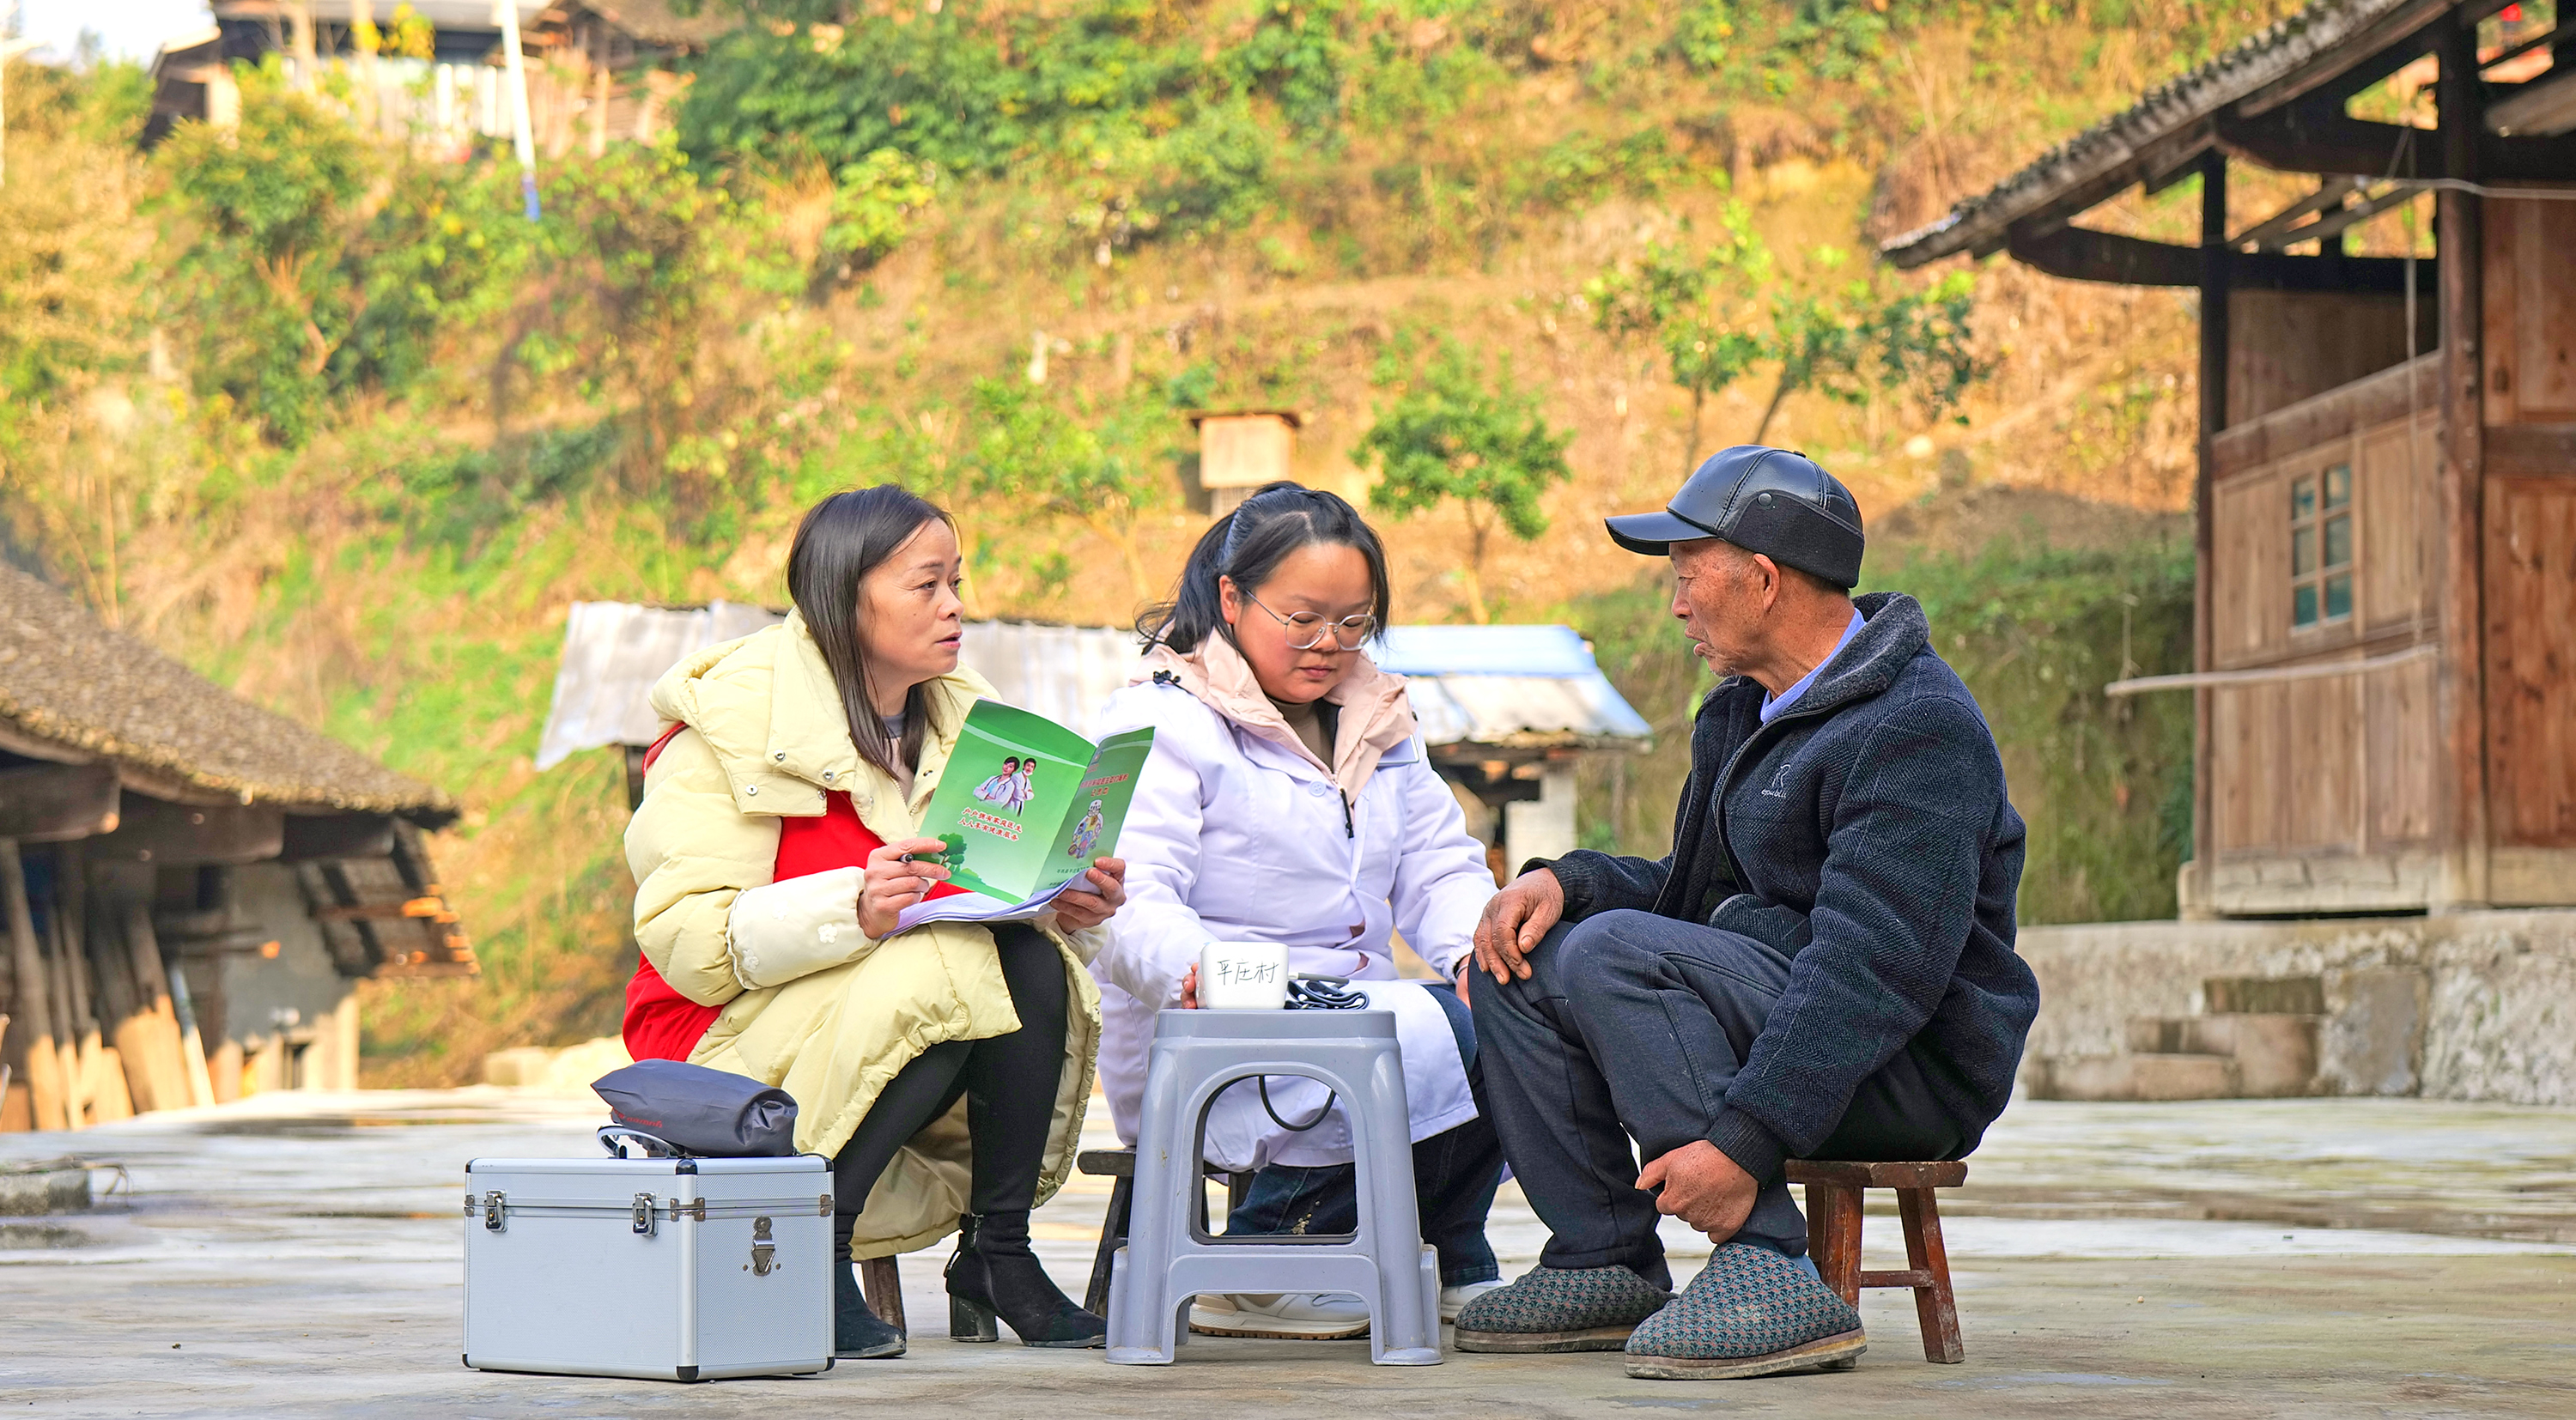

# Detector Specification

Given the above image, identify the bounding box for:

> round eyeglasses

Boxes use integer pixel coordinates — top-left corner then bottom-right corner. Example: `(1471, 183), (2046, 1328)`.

(1245, 592), (1379, 651)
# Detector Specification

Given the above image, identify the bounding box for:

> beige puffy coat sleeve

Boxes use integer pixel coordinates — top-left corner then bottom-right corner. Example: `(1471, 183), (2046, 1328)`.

(625, 725), (773, 1008)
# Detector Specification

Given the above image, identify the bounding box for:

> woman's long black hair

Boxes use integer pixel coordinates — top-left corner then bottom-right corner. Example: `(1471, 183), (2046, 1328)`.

(786, 485), (953, 781)
(1136, 481), (1393, 655)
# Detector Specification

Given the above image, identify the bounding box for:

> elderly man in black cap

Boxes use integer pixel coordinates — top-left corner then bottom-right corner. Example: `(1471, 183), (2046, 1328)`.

(1449, 446), (2038, 1381)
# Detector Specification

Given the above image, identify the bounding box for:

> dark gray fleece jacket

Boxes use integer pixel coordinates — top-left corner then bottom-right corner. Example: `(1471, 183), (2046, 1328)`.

(1535, 592), (2038, 1182)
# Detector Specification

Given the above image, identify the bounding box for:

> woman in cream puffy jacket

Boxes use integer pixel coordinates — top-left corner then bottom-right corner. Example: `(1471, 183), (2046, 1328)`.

(623, 486), (1127, 1357)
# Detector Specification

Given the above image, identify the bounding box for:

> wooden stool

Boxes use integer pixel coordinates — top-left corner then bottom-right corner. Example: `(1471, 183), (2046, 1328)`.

(1078, 1146), (1255, 1317)
(859, 1255), (906, 1334)
(1785, 1159), (1967, 1364)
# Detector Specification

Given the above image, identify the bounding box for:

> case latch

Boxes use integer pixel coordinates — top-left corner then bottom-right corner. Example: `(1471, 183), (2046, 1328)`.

(632, 1192), (658, 1236)
(481, 1190), (507, 1232)
(749, 1216), (775, 1276)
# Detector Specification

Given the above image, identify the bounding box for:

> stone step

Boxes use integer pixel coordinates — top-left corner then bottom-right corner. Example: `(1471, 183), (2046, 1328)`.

(2123, 1014), (2322, 1096)
(2030, 1053), (2243, 1101)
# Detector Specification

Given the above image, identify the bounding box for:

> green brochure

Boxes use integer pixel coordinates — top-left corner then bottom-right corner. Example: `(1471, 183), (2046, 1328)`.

(895, 700), (1156, 930)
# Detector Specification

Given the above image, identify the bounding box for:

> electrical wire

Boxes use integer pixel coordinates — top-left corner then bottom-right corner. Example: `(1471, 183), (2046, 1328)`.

(1217, 974), (1369, 1132)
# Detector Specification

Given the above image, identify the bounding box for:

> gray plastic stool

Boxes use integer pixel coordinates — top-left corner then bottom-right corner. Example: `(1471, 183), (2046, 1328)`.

(1104, 1008), (1442, 1366)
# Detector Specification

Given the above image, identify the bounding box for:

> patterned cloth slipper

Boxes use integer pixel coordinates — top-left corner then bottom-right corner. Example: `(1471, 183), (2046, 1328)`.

(1624, 1243), (1866, 1380)
(1453, 1265), (1673, 1353)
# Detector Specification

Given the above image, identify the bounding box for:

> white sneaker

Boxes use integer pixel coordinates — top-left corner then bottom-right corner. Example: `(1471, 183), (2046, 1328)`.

(1440, 1279), (1504, 1323)
(1188, 1291), (1371, 1339)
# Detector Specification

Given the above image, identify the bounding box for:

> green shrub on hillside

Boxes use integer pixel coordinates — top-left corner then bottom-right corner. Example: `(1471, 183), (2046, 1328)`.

(532, 137), (793, 474)
(679, 2), (1287, 246)
(1224, 0), (1352, 140)
(155, 64), (536, 447)
(823, 149), (941, 267)
(156, 65), (379, 446)
(961, 374), (1190, 602)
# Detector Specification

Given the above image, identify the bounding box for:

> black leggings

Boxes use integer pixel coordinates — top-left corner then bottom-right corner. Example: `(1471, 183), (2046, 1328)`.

(830, 924), (1068, 1261)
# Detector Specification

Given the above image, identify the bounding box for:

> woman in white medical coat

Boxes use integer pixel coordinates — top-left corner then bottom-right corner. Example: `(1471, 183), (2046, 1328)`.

(1090, 482), (1504, 1339)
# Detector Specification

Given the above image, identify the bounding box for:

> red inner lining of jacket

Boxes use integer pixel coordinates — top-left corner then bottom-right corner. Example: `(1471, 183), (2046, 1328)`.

(622, 725), (965, 1062)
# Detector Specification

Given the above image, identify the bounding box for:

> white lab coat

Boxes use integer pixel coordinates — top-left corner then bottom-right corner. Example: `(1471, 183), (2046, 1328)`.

(1089, 652), (1498, 1173)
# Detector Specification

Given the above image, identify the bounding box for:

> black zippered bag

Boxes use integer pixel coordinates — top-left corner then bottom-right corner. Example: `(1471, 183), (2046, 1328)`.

(591, 1059), (798, 1158)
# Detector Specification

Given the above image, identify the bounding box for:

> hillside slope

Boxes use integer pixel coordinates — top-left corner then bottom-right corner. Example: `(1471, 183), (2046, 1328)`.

(0, 1), (2275, 1082)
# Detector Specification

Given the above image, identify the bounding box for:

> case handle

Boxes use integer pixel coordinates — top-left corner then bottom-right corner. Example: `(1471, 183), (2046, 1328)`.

(598, 1125), (689, 1159)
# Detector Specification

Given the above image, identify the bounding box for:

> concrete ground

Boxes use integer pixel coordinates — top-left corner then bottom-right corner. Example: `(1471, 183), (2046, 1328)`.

(4, 1090), (2573, 1418)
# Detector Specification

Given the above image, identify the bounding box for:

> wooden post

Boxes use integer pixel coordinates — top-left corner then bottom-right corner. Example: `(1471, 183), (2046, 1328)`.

(589, 59), (610, 159)
(53, 846), (124, 1123)
(0, 840), (68, 1130)
(288, 1), (319, 93)
(2, 0), (14, 191)
(2435, 16), (2489, 911)
(2189, 149), (2229, 917)
(42, 877), (86, 1126)
(133, 903), (216, 1108)
(106, 895), (187, 1113)
(52, 853), (103, 1126)
(860, 1256), (906, 1336)
(352, 0), (380, 134)
(71, 851), (143, 1117)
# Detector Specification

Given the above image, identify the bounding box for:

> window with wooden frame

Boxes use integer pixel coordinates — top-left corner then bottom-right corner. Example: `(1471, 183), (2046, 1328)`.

(2290, 464), (2354, 629)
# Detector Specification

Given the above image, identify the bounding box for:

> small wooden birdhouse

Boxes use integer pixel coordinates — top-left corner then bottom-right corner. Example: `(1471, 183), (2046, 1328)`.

(1189, 410), (1303, 516)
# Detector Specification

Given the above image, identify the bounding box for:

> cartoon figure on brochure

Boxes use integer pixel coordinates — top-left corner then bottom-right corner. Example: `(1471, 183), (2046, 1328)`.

(1066, 799), (1106, 859)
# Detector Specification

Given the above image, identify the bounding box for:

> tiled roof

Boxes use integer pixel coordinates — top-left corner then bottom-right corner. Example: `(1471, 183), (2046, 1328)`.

(0, 563), (456, 822)
(1882, 0), (2445, 267)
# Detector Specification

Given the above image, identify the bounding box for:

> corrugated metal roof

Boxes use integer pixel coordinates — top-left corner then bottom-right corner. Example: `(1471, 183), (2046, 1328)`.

(534, 600), (781, 768)
(535, 605), (1651, 769)
(1376, 623), (1652, 749)
(1374, 623), (1601, 678)
(1406, 674), (1654, 748)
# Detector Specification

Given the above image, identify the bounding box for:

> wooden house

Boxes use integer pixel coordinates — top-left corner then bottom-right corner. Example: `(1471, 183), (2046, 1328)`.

(149, 1), (722, 154)
(1884, 0), (2576, 917)
(0, 566), (472, 1132)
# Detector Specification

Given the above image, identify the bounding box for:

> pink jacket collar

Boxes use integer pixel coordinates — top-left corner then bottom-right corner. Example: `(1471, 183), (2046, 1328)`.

(1134, 634), (1419, 800)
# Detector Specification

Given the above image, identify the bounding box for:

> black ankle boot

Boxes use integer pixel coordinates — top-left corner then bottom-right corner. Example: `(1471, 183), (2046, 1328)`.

(834, 1259), (906, 1359)
(945, 1211), (1107, 1349)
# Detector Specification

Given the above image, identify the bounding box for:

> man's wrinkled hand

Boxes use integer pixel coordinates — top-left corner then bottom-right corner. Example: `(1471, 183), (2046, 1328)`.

(1471, 868), (1564, 986)
(1636, 1140), (1758, 1244)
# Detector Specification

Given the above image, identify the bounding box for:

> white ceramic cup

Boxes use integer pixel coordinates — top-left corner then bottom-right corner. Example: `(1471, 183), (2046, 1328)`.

(1197, 940), (1291, 1010)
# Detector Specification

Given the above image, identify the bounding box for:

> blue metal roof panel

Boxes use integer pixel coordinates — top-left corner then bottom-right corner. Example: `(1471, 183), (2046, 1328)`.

(1371, 623), (1599, 678)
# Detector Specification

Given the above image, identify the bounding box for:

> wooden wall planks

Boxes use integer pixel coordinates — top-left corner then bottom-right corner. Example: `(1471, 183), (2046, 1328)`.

(2485, 476), (2576, 848)
(2207, 408), (2444, 861)
(2227, 290), (2437, 428)
(2482, 195), (2576, 426)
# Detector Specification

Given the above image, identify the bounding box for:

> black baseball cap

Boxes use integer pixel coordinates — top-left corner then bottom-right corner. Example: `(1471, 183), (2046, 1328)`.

(1603, 446), (1865, 588)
